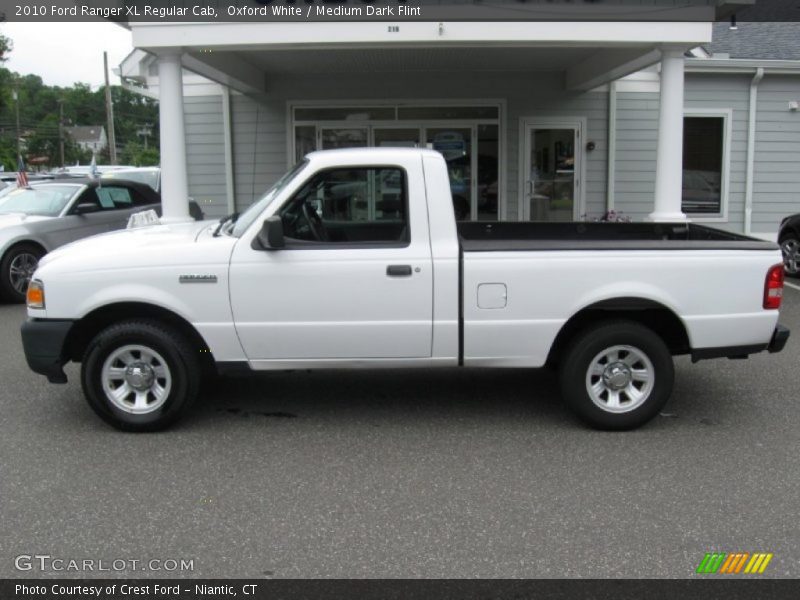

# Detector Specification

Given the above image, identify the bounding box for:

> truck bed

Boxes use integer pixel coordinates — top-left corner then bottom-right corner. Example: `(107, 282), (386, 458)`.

(457, 222), (778, 252)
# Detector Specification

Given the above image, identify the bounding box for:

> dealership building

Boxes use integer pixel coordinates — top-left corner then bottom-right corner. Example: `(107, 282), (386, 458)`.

(119, 3), (800, 240)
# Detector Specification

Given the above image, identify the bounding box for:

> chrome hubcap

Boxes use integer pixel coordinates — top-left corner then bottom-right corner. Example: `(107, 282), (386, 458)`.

(125, 362), (156, 391)
(101, 345), (172, 414)
(602, 362), (633, 390)
(9, 252), (39, 294)
(586, 345), (654, 413)
(781, 238), (799, 275)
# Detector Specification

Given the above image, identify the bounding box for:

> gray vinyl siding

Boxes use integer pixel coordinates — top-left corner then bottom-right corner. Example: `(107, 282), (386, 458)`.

(230, 93), (288, 213)
(613, 73), (800, 236)
(613, 92), (659, 220)
(614, 77), (751, 230)
(184, 95), (228, 218)
(184, 69), (800, 235)
(227, 71), (608, 220)
(751, 76), (800, 233)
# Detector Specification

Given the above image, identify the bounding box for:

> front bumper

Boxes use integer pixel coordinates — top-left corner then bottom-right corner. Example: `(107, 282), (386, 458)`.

(20, 319), (74, 384)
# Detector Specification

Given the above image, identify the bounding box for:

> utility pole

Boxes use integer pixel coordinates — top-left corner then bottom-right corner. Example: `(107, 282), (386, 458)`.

(103, 51), (117, 165)
(137, 125), (152, 149)
(12, 85), (20, 159)
(58, 99), (65, 168)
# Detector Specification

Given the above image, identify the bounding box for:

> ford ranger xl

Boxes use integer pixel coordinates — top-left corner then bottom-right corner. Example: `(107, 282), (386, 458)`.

(20, 148), (790, 431)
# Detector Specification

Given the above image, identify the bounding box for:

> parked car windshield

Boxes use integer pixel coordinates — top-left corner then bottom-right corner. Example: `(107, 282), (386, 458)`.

(0, 184), (17, 200)
(0, 185), (80, 217)
(231, 159), (308, 237)
(102, 169), (159, 191)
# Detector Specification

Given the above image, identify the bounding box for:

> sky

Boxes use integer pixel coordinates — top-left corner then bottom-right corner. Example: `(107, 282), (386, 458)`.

(1, 22), (134, 89)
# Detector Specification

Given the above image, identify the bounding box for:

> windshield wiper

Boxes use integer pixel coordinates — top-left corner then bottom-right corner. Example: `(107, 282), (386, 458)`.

(213, 212), (239, 237)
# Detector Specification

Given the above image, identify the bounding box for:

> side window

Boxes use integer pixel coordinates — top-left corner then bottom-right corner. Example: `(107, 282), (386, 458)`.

(279, 167), (408, 245)
(96, 186), (134, 209)
(129, 187), (158, 207)
(75, 189), (103, 211)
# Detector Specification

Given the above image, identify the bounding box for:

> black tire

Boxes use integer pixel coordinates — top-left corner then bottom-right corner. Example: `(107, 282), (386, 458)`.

(779, 233), (800, 278)
(558, 320), (674, 430)
(0, 243), (44, 303)
(81, 320), (200, 432)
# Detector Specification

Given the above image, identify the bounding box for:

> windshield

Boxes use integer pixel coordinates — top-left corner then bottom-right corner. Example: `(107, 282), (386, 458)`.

(0, 185), (18, 201)
(102, 170), (159, 192)
(0, 185), (79, 217)
(230, 159), (308, 237)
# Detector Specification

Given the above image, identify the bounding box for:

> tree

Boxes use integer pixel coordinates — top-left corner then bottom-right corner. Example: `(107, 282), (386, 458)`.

(120, 140), (159, 166)
(0, 34), (11, 63)
(0, 43), (159, 170)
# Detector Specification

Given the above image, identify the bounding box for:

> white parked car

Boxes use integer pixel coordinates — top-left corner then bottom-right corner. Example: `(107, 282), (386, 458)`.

(21, 149), (789, 431)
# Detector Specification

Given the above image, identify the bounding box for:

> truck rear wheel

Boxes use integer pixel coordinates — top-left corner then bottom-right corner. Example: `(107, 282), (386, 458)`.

(81, 320), (200, 432)
(558, 320), (673, 430)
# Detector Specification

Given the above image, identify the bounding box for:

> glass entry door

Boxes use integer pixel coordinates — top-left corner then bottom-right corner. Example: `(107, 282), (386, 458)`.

(320, 127), (368, 150)
(295, 122), (499, 221)
(522, 122), (581, 221)
(425, 127), (472, 221)
(374, 128), (420, 148)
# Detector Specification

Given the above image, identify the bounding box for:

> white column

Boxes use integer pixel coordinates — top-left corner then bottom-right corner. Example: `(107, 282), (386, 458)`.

(648, 47), (687, 222)
(157, 53), (192, 224)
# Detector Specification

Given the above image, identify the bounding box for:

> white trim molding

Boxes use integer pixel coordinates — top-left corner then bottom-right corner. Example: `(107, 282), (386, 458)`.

(131, 21), (712, 51)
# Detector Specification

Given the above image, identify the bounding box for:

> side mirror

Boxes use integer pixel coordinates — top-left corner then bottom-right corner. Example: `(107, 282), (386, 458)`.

(73, 202), (101, 215)
(252, 216), (285, 250)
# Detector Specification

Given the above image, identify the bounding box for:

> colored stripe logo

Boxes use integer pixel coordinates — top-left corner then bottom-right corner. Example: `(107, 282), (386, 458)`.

(696, 552), (773, 574)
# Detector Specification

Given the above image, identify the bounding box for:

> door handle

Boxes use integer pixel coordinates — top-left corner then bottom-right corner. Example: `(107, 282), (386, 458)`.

(386, 265), (413, 277)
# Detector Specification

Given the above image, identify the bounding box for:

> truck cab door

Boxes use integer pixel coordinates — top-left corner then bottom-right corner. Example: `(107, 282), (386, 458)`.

(228, 162), (433, 363)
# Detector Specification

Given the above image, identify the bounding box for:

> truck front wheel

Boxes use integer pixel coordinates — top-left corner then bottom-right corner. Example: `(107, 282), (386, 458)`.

(81, 320), (200, 432)
(559, 320), (674, 430)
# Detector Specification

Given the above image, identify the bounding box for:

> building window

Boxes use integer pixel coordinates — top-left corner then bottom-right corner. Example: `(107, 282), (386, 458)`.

(291, 103), (502, 221)
(682, 112), (730, 218)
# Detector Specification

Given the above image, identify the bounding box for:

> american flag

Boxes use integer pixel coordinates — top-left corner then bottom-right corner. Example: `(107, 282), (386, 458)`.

(16, 155), (29, 188)
(89, 153), (98, 179)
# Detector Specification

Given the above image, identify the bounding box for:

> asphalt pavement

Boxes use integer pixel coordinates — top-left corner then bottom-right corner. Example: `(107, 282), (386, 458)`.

(1, 289), (799, 578)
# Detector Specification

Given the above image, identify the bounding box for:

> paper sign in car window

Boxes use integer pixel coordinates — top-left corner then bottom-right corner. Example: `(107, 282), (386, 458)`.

(97, 187), (132, 208)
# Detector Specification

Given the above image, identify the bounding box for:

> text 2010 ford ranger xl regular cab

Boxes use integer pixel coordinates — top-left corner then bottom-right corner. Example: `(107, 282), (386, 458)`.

(21, 149), (789, 431)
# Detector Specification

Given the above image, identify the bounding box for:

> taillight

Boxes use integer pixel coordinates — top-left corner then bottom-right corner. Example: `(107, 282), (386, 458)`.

(764, 264), (784, 309)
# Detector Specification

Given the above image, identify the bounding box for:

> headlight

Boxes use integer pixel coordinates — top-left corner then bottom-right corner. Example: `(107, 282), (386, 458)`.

(26, 279), (45, 309)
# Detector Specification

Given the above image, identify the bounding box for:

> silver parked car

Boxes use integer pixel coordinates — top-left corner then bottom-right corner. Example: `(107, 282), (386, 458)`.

(102, 167), (161, 193)
(0, 179), (161, 302)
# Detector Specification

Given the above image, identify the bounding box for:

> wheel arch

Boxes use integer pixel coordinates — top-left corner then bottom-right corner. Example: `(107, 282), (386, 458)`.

(2, 238), (48, 258)
(0, 239), (49, 301)
(547, 297), (691, 367)
(65, 302), (215, 372)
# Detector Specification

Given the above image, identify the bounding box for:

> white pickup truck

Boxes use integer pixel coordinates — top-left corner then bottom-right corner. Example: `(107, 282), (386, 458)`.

(21, 148), (789, 432)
